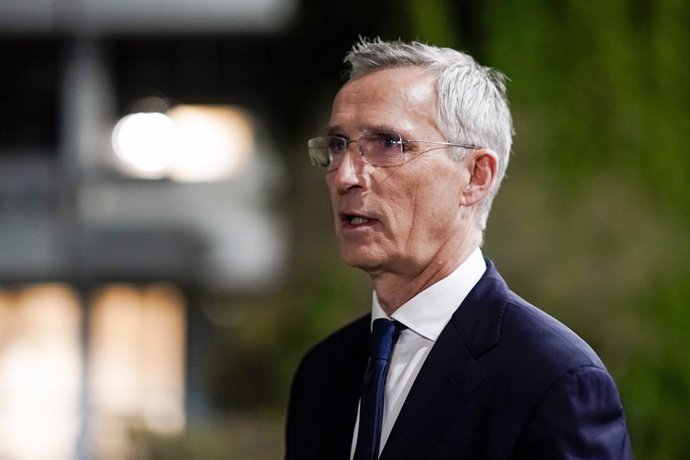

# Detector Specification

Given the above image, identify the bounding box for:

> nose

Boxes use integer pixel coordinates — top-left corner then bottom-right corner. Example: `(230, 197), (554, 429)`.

(330, 142), (364, 193)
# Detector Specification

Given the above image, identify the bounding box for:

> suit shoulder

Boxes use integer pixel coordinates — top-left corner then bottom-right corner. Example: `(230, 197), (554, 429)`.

(294, 314), (370, 377)
(287, 315), (369, 426)
(286, 315), (370, 459)
(498, 292), (606, 377)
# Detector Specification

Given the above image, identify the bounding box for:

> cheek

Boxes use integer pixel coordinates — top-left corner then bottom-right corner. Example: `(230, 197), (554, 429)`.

(408, 176), (462, 238)
(376, 189), (428, 250)
(326, 177), (338, 207)
(377, 183), (415, 233)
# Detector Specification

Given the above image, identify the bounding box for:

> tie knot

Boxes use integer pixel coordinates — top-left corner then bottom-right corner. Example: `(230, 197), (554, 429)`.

(370, 319), (402, 360)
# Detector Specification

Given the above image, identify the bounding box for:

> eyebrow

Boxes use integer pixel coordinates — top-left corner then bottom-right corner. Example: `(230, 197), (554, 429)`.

(326, 124), (403, 137)
(326, 125), (344, 136)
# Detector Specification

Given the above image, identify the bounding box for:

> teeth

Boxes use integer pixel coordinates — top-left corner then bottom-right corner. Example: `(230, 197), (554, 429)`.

(350, 216), (369, 225)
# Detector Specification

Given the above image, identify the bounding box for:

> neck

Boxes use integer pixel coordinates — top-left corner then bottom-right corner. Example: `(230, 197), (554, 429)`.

(372, 233), (481, 316)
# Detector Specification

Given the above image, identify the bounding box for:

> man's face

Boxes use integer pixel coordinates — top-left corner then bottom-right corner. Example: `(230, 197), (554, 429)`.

(326, 67), (472, 278)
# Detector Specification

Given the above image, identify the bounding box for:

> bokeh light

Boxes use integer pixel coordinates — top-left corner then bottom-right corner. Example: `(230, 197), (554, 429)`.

(111, 104), (254, 182)
(112, 112), (178, 178)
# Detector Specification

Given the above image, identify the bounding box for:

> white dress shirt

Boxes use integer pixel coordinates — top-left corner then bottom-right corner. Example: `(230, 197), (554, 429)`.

(351, 247), (487, 458)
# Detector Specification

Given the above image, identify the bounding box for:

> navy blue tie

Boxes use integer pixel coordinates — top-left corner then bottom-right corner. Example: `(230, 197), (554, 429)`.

(354, 319), (402, 460)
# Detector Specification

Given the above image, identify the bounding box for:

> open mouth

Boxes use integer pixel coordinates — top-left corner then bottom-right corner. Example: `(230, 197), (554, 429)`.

(341, 213), (374, 227)
(349, 216), (369, 225)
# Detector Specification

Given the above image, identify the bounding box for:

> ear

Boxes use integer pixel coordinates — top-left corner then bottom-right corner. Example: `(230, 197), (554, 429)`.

(460, 149), (498, 207)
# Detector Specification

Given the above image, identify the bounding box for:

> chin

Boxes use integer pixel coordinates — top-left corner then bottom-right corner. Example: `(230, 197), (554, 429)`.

(338, 246), (383, 272)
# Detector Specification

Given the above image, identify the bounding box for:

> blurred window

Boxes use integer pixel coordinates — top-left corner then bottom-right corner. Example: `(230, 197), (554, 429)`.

(0, 284), (82, 460)
(0, 282), (187, 460)
(88, 283), (187, 458)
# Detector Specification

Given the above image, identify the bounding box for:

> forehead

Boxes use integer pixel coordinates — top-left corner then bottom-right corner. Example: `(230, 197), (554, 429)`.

(328, 67), (438, 134)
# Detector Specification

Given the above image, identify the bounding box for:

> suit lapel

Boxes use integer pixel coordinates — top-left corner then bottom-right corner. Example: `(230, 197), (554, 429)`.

(381, 322), (485, 459)
(381, 260), (508, 459)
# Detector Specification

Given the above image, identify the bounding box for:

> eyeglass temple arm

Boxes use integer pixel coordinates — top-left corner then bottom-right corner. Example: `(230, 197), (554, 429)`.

(406, 140), (481, 150)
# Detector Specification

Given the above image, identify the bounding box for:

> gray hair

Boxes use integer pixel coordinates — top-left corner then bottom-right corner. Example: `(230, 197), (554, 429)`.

(344, 38), (514, 230)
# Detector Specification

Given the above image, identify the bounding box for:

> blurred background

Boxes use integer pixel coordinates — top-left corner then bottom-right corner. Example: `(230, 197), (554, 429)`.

(0, 0), (688, 458)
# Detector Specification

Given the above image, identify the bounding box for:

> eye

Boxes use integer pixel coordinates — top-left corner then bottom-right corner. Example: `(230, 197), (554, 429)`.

(372, 132), (402, 150)
(328, 136), (348, 154)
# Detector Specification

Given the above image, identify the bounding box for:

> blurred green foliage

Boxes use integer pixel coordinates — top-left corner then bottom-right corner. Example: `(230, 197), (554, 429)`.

(153, 1), (689, 459)
(415, 3), (690, 459)
(483, 2), (690, 458)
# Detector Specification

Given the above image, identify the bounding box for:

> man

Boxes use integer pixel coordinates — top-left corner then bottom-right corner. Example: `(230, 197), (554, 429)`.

(286, 38), (632, 460)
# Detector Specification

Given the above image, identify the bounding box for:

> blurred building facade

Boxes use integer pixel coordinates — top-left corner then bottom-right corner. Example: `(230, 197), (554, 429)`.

(0, 1), (295, 458)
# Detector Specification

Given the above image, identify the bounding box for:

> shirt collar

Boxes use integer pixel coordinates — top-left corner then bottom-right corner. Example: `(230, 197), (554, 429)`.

(371, 247), (487, 341)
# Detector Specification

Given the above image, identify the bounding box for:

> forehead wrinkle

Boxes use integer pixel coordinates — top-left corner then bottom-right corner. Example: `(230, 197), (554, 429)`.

(329, 118), (414, 139)
(330, 67), (441, 140)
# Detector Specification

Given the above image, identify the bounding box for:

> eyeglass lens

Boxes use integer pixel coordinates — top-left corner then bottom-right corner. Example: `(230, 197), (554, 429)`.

(308, 133), (404, 169)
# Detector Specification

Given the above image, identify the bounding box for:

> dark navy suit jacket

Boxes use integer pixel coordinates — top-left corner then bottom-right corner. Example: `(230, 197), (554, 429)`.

(286, 260), (633, 459)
